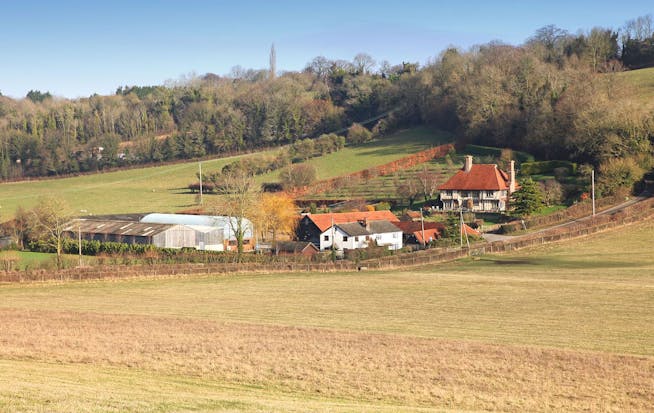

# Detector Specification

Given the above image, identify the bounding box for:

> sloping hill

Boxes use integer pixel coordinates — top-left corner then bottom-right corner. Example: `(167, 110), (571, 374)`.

(0, 127), (451, 219)
(619, 66), (654, 109)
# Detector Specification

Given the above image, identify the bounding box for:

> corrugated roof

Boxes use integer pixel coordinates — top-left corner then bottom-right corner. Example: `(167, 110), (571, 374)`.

(140, 213), (253, 239)
(305, 210), (398, 232)
(438, 164), (511, 191)
(64, 219), (176, 237)
(185, 225), (223, 234)
(141, 213), (250, 227)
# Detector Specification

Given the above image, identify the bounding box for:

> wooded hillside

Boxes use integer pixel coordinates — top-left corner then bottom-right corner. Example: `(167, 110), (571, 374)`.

(0, 16), (652, 184)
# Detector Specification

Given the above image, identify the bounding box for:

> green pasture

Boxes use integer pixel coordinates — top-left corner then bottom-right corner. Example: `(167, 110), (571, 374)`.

(290, 127), (452, 181)
(0, 127), (447, 220)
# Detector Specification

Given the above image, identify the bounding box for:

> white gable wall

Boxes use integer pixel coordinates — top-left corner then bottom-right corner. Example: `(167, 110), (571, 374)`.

(371, 230), (403, 250)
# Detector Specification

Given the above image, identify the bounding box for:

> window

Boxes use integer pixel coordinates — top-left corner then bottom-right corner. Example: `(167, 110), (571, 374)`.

(486, 191), (494, 198)
(354, 236), (359, 242)
(376, 235), (381, 241)
(324, 235), (329, 241)
(343, 236), (348, 242)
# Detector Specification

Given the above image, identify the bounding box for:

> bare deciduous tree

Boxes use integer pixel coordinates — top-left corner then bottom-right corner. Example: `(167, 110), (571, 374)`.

(211, 170), (260, 260)
(30, 196), (73, 268)
(416, 166), (440, 201)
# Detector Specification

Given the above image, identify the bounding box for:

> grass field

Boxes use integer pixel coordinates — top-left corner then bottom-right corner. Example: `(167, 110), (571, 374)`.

(305, 154), (461, 201)
(1, 218), (653, 411)
(619, 66), (654, 108)
(0, 127), (445, 220)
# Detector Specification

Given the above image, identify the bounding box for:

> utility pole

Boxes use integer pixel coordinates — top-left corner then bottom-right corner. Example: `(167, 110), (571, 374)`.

(459, 207), (470, 253)
(78, 222), (82, 267)
(420, 208), (426, 248)
(78, 210), (87, 267)
(591, 169), (596, 217)
(331, 214), (336, 261)
(199, 162), (203, 205)
(459, 208), (463, 249)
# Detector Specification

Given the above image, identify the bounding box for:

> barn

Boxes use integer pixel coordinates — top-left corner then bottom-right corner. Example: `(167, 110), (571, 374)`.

(139, 213), (254, 251)
(64, 219), (199, 249)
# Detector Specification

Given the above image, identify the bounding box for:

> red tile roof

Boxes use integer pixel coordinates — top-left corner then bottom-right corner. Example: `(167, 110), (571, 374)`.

(306, 210), (399, 232)
(394, 221), (444, 243)
(462, 223), (481, 237)
(438, 164), (511, 191)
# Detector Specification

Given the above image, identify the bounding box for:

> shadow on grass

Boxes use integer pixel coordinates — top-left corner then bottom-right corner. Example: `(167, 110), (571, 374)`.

(477, 256), (643, 270)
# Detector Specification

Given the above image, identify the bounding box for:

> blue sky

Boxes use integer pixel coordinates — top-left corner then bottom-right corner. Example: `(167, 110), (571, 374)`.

(1, 0), (652, 99)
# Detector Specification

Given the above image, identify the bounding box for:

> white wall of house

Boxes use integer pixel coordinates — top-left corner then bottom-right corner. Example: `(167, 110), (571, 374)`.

(319, 226), (402, 251)
(319, 227), (369, 251)
(371, 231), (403, 250)
(440, 190), (508, 212)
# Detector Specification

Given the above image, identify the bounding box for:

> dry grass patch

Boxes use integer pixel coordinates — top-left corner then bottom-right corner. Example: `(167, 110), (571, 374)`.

(1, 308), (653, 412)
(0, 360), (415, 413)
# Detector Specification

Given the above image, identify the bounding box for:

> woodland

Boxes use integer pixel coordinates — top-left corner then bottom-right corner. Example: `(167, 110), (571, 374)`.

(1, 18), (653, 187)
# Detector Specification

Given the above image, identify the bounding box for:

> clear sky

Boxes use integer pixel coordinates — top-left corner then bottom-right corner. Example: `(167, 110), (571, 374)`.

(1, 0), (651, 99)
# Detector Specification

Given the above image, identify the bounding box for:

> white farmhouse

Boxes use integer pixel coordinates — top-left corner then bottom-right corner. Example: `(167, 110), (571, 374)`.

(320, 219), (403, 251)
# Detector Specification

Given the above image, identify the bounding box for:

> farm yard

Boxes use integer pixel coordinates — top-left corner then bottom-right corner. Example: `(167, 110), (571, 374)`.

(1, 218), (653, 412)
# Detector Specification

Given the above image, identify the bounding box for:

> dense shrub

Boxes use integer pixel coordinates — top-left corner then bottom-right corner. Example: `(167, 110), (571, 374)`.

(347, 123), (373, 144)
(290, 134), (345, 161)
(465, 144), (535, 163)
(520, 160), (577, 176)
(597, 156), (646, 196)
(280, 163), (317, 189)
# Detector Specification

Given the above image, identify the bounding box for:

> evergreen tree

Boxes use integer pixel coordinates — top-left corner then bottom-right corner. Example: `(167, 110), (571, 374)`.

(443, 212), (460, 240)
(510, 178), (544, 217)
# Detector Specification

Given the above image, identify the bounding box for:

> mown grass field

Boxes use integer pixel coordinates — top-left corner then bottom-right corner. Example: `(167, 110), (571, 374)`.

(0, 127), (445, 220)
(1, 218), (653, 412)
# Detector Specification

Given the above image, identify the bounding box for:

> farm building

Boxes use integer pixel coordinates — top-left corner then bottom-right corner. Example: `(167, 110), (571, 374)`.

(297, 210), (399, 248)
(139, 213), (254, 251)
(63, 219), (204, 249)
(297, 211), (402, 251)
(274, 241), (320, 257)
(330, 220), (403, 251)
(393, 221), (444, 245)
(438, 156), (518, 212)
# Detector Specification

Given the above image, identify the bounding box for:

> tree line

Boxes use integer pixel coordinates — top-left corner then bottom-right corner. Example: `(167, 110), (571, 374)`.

(0, 15), (652, 187)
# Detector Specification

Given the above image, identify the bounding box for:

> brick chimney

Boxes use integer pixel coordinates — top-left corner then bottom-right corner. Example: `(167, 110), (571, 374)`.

(464, 155), (473, 173)
(509, 160), (516, 193)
